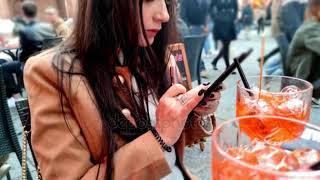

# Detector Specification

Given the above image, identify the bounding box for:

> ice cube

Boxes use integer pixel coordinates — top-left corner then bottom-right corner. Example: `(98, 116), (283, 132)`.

(293, 149), (320, 165)
(281, 85), (301, 93)
(284, 154), (300, 170)
(257, 99), (273, 114)
(243, 97), (261, 115)
(278, 99), (304, 116)
(281, 85), (302, 99)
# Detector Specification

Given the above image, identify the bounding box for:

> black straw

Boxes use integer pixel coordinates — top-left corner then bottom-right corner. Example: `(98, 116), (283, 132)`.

(202, 48), (253, 99)
(234, 57), (253, 96)
(310, 161), (320, 171)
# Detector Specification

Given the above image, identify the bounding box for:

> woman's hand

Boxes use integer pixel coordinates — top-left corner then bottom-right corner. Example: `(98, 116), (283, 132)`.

(155, 84), (206, 145)
(194, 84), (225, 116)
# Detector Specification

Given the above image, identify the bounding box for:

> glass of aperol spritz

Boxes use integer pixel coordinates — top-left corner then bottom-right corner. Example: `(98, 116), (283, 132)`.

(212, 116), (320, 180)
(236, 76), (313, 141)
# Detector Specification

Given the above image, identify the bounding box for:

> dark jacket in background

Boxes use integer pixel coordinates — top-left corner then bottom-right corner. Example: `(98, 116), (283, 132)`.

(19, 21), (55, 63)
(180, 0), (210, 27)
(241, 4), (254, 26)
(286, 19), (320, 98)
(210, 0), (238, 42)
(280, 1), (307, 42)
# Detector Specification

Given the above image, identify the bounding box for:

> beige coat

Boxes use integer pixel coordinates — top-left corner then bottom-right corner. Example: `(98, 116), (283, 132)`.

(24, 50), (215, 179)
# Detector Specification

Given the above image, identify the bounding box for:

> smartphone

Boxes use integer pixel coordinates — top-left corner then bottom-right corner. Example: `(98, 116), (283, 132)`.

(202, 48), (253, 100)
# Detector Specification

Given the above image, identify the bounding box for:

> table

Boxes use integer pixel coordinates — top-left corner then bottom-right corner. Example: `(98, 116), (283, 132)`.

(311, 107), (320, 126)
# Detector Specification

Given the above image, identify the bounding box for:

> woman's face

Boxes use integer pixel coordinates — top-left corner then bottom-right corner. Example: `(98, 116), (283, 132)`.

(139, 0), (170, 46)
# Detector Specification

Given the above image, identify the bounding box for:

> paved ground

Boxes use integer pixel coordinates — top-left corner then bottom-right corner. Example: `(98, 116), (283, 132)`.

(3, 28), (320, 179)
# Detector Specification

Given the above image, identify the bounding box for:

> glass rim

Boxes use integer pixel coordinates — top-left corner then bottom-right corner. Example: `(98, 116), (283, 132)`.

(237, 75), (314, 95)
(212, 115), (320, 177)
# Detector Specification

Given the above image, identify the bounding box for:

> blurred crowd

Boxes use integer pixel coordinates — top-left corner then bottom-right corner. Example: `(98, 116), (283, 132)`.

(178, 0), (320, 98)
(0, 1), (71, 101)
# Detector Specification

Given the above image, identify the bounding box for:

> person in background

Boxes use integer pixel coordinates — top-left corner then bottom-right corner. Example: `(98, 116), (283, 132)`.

(180, 0), (210, 78)
(44, 7), (70, 38)
(286, 0), (320, 99)
(259, 0), (284, 76)
(279, 0), (308, 74)
(19, 1), (55, 63)
(180, 0), (209, 35)
(281, 0), (308, 43)
(12, 16), (27, 36)
(240, 0), (254, 39)
(176, 0), (190, 37)
(210, 0), (238, 72)
(256, 4), (266, 34)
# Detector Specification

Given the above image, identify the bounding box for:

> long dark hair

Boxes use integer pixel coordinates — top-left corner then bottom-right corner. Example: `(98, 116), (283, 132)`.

(53, 0), (178, 179)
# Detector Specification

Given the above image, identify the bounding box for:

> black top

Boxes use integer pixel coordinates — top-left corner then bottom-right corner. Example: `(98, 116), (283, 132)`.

(180, 0), (210, 26)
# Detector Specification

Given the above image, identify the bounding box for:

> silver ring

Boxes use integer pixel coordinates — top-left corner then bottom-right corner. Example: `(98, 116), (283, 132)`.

(176, 94), (188, 105)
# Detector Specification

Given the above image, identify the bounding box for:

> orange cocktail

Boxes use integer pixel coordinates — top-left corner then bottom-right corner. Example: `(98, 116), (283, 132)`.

(236, 76), (313, 141)
(212, 116), (320, 180)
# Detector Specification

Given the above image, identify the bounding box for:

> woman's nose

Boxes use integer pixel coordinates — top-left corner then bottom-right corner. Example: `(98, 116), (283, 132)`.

(155, 0), (170, 23)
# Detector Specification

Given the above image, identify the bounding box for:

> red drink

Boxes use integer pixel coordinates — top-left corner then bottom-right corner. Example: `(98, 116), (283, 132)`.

(212, 116), (320, 180)
(236, 76), (313, 141)
(213, 142), (320, 180)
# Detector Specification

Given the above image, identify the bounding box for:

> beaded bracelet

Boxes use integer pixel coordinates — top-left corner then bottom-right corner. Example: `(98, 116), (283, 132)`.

(150, 127), (172, 152)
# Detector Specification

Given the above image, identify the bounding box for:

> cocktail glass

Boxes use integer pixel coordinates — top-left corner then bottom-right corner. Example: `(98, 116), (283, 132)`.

(236, 76), (313, 141)
(212, 115), (320, 180)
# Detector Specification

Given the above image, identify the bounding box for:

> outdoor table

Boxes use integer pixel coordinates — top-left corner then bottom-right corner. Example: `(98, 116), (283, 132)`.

(311, 106), (320, 126)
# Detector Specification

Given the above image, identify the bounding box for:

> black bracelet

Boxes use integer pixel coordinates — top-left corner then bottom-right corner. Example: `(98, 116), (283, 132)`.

(150, 127), (172, 152)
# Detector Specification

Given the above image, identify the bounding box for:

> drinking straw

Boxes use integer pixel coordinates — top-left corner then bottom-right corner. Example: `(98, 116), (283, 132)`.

(234, 57), (253, 96)
(310, 161), (320, 170)
(258, 31), (266, 98)
(202, 48), (253, 99)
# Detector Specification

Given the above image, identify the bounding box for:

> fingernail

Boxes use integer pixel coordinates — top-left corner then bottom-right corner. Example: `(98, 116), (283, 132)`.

(202, 82), (210, 86)
(210, 94), (215, 98)
(198, 89), (205, 96)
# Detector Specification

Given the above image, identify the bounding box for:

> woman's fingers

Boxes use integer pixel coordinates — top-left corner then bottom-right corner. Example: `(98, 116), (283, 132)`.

(180, 85), (207, 114)
(163, 84), (187, 98)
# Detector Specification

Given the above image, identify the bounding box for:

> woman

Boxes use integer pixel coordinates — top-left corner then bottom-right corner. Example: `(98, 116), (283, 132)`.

(286, 0), (320, 98)
(24, 0), (222, 179)
(210, 0), (238, 71)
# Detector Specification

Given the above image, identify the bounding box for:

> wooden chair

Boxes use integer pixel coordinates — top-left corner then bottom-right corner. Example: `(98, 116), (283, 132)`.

(167, 43), (193, 90)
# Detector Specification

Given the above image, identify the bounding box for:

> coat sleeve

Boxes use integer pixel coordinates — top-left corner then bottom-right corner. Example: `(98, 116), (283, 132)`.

(24, 53), (171, 180)
(304, 26), (320, 55)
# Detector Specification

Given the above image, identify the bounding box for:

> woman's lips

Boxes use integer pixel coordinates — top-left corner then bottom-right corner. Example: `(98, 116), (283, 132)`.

(146, 29), (160, 37)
